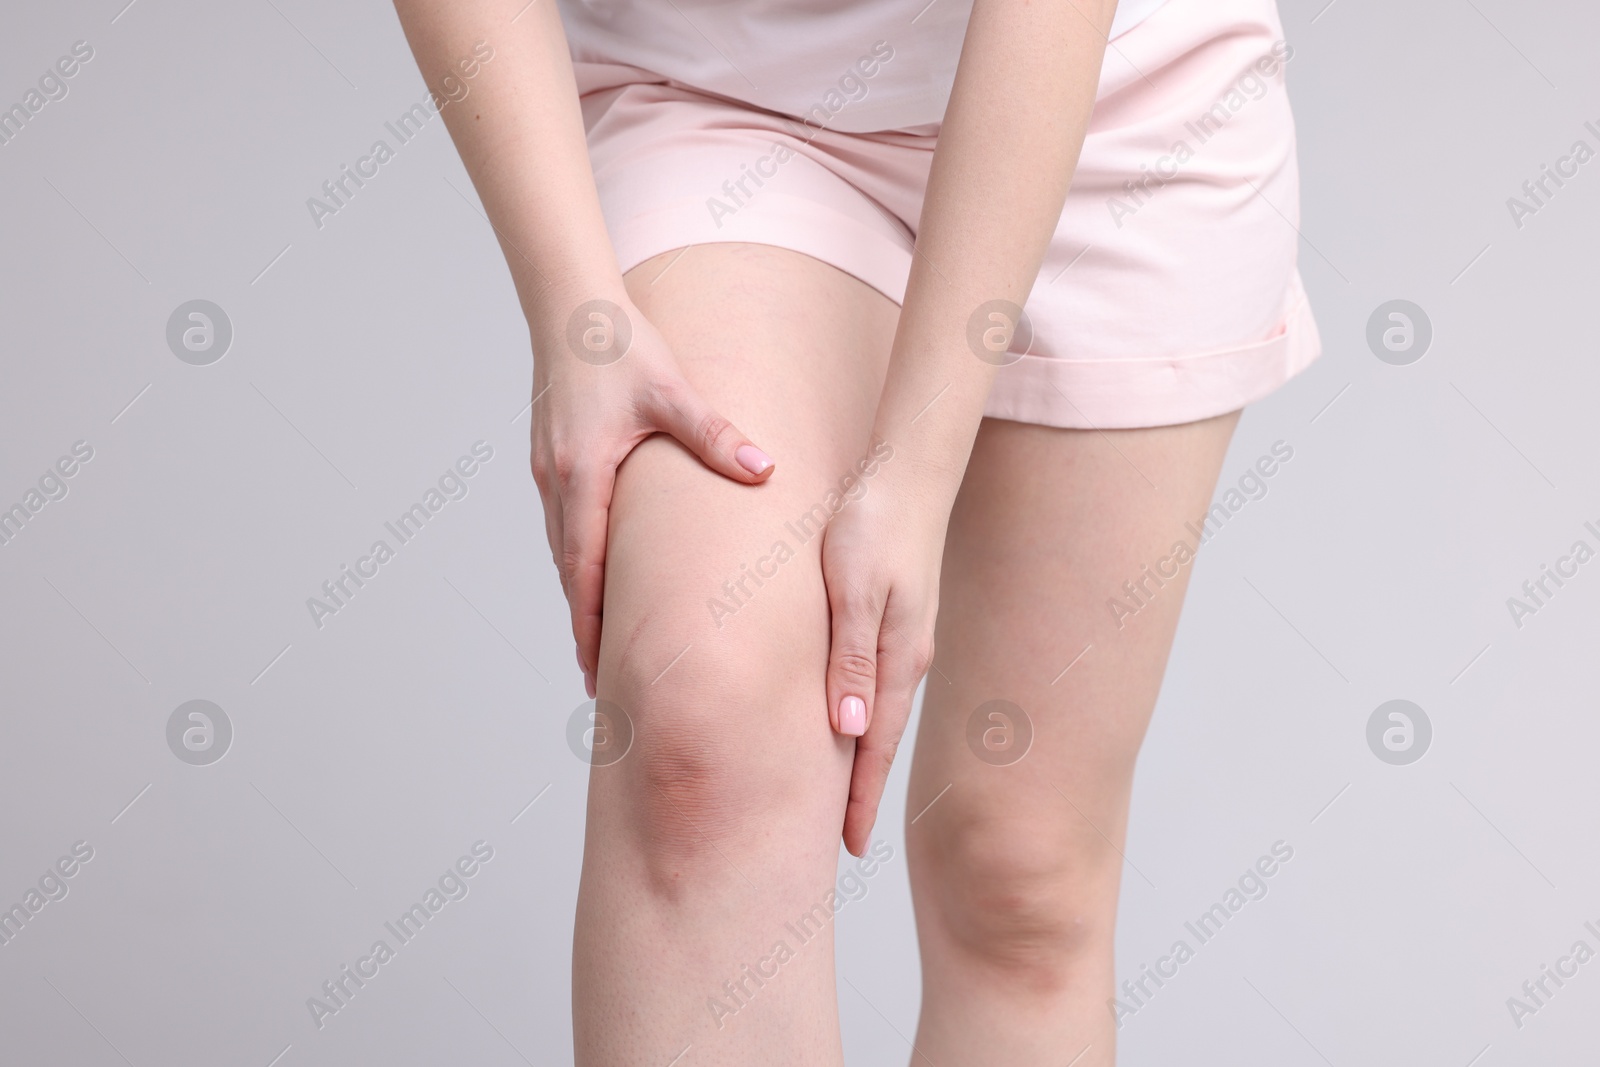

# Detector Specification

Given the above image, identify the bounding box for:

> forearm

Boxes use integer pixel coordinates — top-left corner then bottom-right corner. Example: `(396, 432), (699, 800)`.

(875, 0), (1117, 506)
(392, 0), (622, 325)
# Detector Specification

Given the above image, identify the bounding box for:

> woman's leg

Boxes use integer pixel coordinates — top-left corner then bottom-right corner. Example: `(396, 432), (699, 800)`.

(906, 411), (1241, 1065)
(572, 243), (897, 1066)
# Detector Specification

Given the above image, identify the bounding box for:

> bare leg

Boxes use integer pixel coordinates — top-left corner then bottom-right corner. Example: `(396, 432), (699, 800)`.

(571, 244), (897, 1066)
(906, 412), (1241, 1066)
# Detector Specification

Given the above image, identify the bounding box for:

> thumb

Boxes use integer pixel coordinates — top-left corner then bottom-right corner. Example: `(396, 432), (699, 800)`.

(825, 572), (882, 738)
(644, 378), (776, 484)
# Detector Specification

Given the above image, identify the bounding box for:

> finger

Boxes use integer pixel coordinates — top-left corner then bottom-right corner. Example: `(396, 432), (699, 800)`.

(546, 491), (595, 695)
(824, 569), (883, 738)
(560, 466), (614, 686)
(842, 619), (931, 856)
(531, 442), (566, 594)
(539, 479), (565, 597)
(842, 733), (898, 857)
(644, 379), (776, 484)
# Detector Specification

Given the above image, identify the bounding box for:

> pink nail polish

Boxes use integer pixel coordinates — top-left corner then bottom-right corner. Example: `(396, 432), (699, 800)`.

(576, 646), (585, 672)
(839, 696), (866, 736)
(585, 672), (597, 699)
(735, 444), (773, 476)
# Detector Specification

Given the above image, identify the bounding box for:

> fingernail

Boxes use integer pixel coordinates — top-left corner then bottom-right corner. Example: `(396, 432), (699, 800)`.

(735, 444), (773, 476)
(839, 696), (866, 736)
(585, 672), (597, 699)
(576, 645), (584, 672)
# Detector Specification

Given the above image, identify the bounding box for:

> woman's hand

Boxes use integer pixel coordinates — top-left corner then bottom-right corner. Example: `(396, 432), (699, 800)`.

(812, 0), (1116, 856)
(822, 465), (944, 856)
(530, 291), (775, 696)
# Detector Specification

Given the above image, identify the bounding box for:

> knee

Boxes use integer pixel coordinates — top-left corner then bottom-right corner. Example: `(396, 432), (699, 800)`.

(913, 813), (1117, 991)
(599, 628), (819, 888)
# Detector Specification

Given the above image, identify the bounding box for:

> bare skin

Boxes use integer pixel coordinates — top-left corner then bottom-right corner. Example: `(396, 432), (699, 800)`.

(575, 244), (892, 1066)
(908, 412), (1238, 1066)
(578, 242), (1237, 1065)
(391, 1), (1244, 1063)
(393, 0), (1123, 848)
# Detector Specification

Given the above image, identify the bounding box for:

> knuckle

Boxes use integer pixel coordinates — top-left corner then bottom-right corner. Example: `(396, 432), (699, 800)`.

(908, 632), (937, 677)
(559, 545), (586, 583)
(831, 648), (877, 683)
(830, 580), (882, 621)
(694, 411), (734, 455)
(551, 450), (578, 490)
(883, 611), (936, 676)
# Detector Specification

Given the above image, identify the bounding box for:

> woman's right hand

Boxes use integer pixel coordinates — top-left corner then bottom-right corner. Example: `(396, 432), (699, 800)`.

(528, 288), (776, 696)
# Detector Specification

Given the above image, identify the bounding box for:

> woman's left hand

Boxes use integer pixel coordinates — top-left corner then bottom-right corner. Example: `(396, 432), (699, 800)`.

(821, 466), (946, 856)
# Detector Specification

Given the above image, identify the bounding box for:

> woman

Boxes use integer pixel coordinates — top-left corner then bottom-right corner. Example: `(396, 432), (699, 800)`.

(393, 0), (1318, 1062)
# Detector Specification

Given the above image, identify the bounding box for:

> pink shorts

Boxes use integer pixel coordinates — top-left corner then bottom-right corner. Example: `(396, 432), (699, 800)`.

(570, 0), (1321, 429)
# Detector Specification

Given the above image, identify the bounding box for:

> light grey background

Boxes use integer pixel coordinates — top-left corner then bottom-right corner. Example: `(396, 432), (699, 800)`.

(3, 0), (1597, 1064)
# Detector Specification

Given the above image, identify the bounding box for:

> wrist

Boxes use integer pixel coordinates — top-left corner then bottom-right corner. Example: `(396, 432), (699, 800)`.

(520, 268), (630, 328)
(520, 268), (636, 371)
(864, 431), (962, 522)
(869, 380), (988, 516)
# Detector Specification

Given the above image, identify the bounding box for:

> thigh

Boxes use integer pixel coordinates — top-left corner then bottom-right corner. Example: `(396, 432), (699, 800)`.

(591, 242), (898, 859)
(907, 412), (1240, 907)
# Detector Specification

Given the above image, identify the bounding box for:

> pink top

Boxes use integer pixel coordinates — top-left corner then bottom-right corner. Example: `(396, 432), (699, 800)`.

(556, 0), (1170, 133)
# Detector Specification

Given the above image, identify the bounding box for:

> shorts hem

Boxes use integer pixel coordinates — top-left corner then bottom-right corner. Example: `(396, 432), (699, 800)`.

(609, 193), (915, 305)
(981, 273), (1324, 430)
